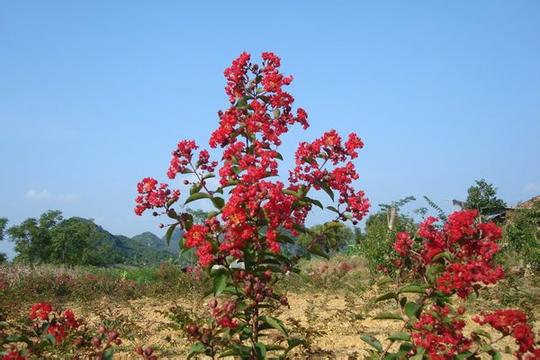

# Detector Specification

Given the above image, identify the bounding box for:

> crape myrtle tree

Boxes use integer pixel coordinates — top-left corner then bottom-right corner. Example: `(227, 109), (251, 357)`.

(135, 52), (370, 358)
(361, 210), (540, 359)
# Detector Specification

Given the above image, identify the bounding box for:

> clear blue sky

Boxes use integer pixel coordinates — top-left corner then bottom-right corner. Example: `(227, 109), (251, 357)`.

(1, 1), (539, 258)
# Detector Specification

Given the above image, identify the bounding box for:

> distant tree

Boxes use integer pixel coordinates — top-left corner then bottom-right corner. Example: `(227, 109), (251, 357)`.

(50, 218), (98, 266)
(464, 179), (507, 216)
(298, 221), (354, 255)
(352, 196), (417, 273)
(358, 211), (417, 273)
(0, 217), (7, 241)
(0, 217), (7, 263)
(503, 200), (540, 271)
(8, 210), (63, 264)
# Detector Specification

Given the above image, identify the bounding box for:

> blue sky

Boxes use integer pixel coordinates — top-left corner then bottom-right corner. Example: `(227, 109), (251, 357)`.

(1, 1), (539, 258)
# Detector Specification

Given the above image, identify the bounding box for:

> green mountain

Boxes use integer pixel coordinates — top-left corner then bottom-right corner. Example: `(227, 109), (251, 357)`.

(59, 217), (176, 266)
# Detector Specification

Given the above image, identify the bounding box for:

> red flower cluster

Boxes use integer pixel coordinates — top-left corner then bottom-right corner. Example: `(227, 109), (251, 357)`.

(167, 140), (217, 179)
(411, 306), (472, 360)
(29, 302), (53, 320)
(210, 52), (308, 149)
(28, 303), (81, 344)
(474, 310), (540, 359)
(2, 350), (26, 360)
(291, 130), (369, 223)
(209, 299), (238, 329)
(183, 224), (214, 267)
(134, 178), (180, 216)
(393, 231), (413, 256)
(395, 210), (505, 298)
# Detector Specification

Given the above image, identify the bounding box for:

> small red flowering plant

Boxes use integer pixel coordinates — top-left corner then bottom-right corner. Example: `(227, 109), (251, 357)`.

(362, 210), (540, 359)
(135, 52), (369, 358)
(0, 302), (121, 359)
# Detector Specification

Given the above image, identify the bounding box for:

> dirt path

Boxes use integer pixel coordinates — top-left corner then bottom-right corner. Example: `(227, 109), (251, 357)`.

(71, 291), (535, 359)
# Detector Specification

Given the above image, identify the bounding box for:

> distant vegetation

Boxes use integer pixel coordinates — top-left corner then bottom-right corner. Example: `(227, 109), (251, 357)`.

(2, 211), (177, 266)
(0, 179), (538, 273)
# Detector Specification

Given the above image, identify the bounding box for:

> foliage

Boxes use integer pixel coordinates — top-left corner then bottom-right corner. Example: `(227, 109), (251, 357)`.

(352, 198), (417, 273)
(7, 210), (63, 264)
(6, 212), (172, 266)
(134, 52), (369, 359)
(0, 218), (6, 263)
(464, 179), (507, 217)
(298, 221), (354, 256)
(362, 210), (540, 359)
(503, 200), (540, 271)
(0, 218), (7, 242)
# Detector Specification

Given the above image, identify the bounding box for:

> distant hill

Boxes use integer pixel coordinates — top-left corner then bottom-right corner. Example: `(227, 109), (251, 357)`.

(61, 217), (176, 266)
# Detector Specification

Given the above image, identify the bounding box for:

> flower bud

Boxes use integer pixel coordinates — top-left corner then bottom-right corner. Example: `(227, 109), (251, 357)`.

(208, 299), (218, 309)
(108, 330), (119, 341)
(91, 336), (101, 348)
(144, 346), (154, 356)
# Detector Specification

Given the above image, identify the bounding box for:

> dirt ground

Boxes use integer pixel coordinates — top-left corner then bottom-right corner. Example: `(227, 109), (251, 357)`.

(71, 290), (537, 359)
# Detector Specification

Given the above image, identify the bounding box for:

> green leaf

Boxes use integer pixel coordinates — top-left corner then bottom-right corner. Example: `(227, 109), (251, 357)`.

(185, 192), (210, 205)
(374, 292), (398, 303)
(211, 197), (225, 210)
(165, 223), (178, 247)
(274, 152), (283, 160)
(213, 269), (228, 296)
(278, 234), (295, 244)
(399, 342), (414, 352)
(431, 251), (453, 262)
(490, 351), (502, 360)
(102, 348), (114, 360)
(410, 347), (425, 360)
(254, 343), (266, 358)
(283, 189), (300, 197)
(188, 342), (206, 359)
(373, 312), (403, 321)
(404, 302), (421, 319)
(286, 338), (305, 353)
(456, 352), (474, 360)
(360, 335), (383, 353)
(45, 334), (56, 345)
(190, 183), (202, 195)
(261, 316), (288, 336)
(426, 264), (444, 282)
(388, 332), (410, 341)
(398, 284), (427, 294)
(305, 197), (323, 209)
(472, 328), (492, 340)
(318, 182), (335, 201)
(202, 173), (215, 180)
(236, 96), (248, 109)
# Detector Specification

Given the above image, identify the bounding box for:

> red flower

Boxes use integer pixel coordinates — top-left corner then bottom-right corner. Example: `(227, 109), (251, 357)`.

(411, 306), (472, 359)
(2, 350), (26, 360)
(47, 323), (68, 343)
(393, 232), (413, 256)
(134, 178), (179, 216)
(29, 302), (53, 321)
(474, 309), (539, 358)
(63, 309), (80, 329)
